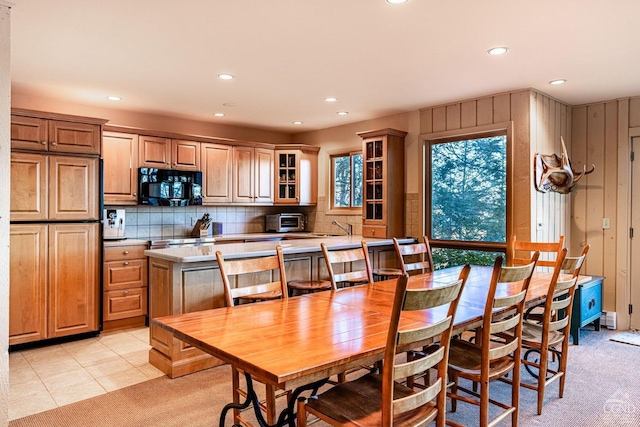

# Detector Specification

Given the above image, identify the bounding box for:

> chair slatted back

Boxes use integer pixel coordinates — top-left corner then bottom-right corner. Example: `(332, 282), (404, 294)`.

(393, 236), (434, 275)
(509, 234), (565, 268)
(381, 265), (470, 426)
(321, 241), (374, 288)
(216, 246), (288, 307)
(542, 245), (590, 334)
(482, 253), (539, 366)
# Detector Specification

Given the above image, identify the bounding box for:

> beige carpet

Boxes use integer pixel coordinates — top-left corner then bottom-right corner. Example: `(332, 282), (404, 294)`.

(610, 329), (640, 346)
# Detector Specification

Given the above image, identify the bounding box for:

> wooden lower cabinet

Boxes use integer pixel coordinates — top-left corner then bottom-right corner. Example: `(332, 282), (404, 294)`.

(10, 223), (100, 345)
(103, 244), (148, 331)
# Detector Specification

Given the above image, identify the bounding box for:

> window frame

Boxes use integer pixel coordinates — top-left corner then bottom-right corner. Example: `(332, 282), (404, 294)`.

(422, 122), (514, 255)
(328, 150), (363, 215)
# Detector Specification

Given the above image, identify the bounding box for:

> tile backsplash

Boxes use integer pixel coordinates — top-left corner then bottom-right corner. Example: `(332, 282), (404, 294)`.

(108, 205), (286, 240)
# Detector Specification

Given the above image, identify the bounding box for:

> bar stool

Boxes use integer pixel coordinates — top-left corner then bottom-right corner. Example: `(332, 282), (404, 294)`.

(287, 279), (332, 296)
(371, 267), (404, 281)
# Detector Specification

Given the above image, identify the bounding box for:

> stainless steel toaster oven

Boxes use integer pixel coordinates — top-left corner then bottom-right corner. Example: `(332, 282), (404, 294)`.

(265, 213), (305, 232)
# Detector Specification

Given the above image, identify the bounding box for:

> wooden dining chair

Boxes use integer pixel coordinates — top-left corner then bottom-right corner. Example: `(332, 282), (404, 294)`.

(321, 241), (374, 288)
(393, 235), (435, 275)
(297, 265), (471, 427)
(215, 246), (288, 425)
(447, 252), (539, 427)
(217, 245), (288, 306)
(508, 234), (565, 269)
(520, 244), (590, 415)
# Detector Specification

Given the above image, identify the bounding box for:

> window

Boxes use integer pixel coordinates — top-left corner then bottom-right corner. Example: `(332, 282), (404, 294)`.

(331, 151), (363, 210)
(427, 131), (508, 268)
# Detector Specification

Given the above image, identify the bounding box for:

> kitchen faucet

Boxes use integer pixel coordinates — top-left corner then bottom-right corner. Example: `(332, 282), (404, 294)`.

(332, 220), (352, 236)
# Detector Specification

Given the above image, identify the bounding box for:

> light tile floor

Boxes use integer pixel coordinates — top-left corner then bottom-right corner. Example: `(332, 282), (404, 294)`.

(9, 327), (164, 421)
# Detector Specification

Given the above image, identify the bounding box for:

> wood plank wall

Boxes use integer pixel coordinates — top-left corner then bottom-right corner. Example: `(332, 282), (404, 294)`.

(419, 89), (571, 255)
(571, 100), (619, 312)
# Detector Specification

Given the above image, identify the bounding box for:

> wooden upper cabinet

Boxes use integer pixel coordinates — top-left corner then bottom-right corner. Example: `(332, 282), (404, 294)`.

(11, 114), (102, 155)
(48, 120), (101, 155)
(10, 116), (48, 152)
(274, 146), (319, 206)
(103, 131), (139, 205)
(49, 155), (99, 221)
(201, 143), (232, 204)
(139, 135), (171, 168)
(172, 139), (200, 171)
(232, 146), (274, 204)
(358, 128), (406, 239)
(11, 152), (48, 221)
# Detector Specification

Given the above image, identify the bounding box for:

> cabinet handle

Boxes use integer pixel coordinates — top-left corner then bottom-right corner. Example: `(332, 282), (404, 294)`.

(133, 192), (137, 196)
(123, 250), (129, 255)
(51, 141), (57, 146)
(41, 141), (47, 145)
(371, 230), (375, 235)
(124, 290), (129, 295)
(123, 262), (129, 266)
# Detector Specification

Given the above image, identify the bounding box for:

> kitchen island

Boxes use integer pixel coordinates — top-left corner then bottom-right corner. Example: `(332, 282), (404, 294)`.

(145, 235), (413, 378)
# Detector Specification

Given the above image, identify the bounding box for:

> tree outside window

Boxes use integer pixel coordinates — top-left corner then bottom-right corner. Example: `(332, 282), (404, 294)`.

(428, 134), (507, 268)
(332, 152), (363, 209)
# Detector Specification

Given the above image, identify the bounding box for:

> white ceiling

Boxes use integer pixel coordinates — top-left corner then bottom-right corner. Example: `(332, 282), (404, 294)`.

(9, 0), (640, 133)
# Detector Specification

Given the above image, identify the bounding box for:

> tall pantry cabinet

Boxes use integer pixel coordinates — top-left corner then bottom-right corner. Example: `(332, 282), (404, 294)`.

(9, 109), (107, 346)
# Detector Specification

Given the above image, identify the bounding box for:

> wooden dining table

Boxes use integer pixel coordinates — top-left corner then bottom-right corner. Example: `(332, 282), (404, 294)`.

(152, 264), (591, 427)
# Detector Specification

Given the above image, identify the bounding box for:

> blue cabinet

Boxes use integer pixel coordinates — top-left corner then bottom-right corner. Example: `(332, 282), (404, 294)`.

(570, 276), (603, 345)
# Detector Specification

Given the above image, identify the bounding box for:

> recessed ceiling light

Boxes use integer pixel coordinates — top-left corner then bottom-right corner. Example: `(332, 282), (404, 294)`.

(549, 79), (567, 85)
(386, 0), (408, 4)
(213, 113), (225, 117)
(487, 47), (509, 55)
(337, 111), (349, 116)
(217, 74), (234, 80)
(292, 121), (303, 125)
(324, 97), (338, 102)
(107, 96), (121, 101)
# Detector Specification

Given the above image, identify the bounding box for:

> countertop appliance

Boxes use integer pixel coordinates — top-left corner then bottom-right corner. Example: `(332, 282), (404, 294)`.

(265, 213), (305, 232)
(104, 208), (126, 240)
(138, 168), (202, 206)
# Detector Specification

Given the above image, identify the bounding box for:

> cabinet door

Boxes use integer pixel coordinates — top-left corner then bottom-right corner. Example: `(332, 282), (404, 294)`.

(49, 223), (99, 338)
(275, 151), (298, 204)
(233, 146), (255, 203)
(9, 224), (48, 345)
(103, 131), (139, 205)
(172, 139), (200, 171)
(49, 156), (99, 220)
(48, 120), (101, 155)
(10, 152), (48, 221)
(298, 150), (318, 205)
(139, 135), (171, 168)
(11, 115), (48, 151)
(255, 148), (274, 203)
(201, 143), (232, 203)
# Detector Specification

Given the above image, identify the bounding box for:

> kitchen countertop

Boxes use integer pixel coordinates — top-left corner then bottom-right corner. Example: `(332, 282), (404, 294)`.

(103, 238), (150, 247)
(144, 235), (415, 263)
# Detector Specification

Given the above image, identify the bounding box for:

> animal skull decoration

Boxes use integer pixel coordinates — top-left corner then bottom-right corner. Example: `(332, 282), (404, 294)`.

(534, 137), (595, 194)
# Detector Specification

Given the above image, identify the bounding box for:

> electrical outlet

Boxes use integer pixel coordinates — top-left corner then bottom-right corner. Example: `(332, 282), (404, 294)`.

(603, 217), (611, 229)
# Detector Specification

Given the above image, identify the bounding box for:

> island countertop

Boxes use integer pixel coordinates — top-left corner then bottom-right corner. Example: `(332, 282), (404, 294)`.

(144, 234), (414, 263)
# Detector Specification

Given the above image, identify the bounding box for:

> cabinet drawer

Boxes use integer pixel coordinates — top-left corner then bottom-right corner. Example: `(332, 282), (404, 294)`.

(579, 281), (602, 323)
(104, 259), (147, 291)
(104, 245), (147, 261)
(362, 225), (387, 238)
(104, 288), (147, 321)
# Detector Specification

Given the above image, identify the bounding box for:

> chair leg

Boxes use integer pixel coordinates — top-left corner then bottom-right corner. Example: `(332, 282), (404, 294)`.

(536, 348), (550, 415)
(512, 359), (521, 426)
(480, 380), (489, 427)
(232, 367), (241, 425)
(449, 372), (459, 412)
(296, 397), (308, 427)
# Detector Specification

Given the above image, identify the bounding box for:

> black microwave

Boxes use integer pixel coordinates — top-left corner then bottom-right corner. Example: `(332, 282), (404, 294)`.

(138, 168), (203, 206)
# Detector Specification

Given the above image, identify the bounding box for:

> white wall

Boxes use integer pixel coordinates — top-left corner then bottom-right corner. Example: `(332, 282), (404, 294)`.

(0, 2), (11, 426)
